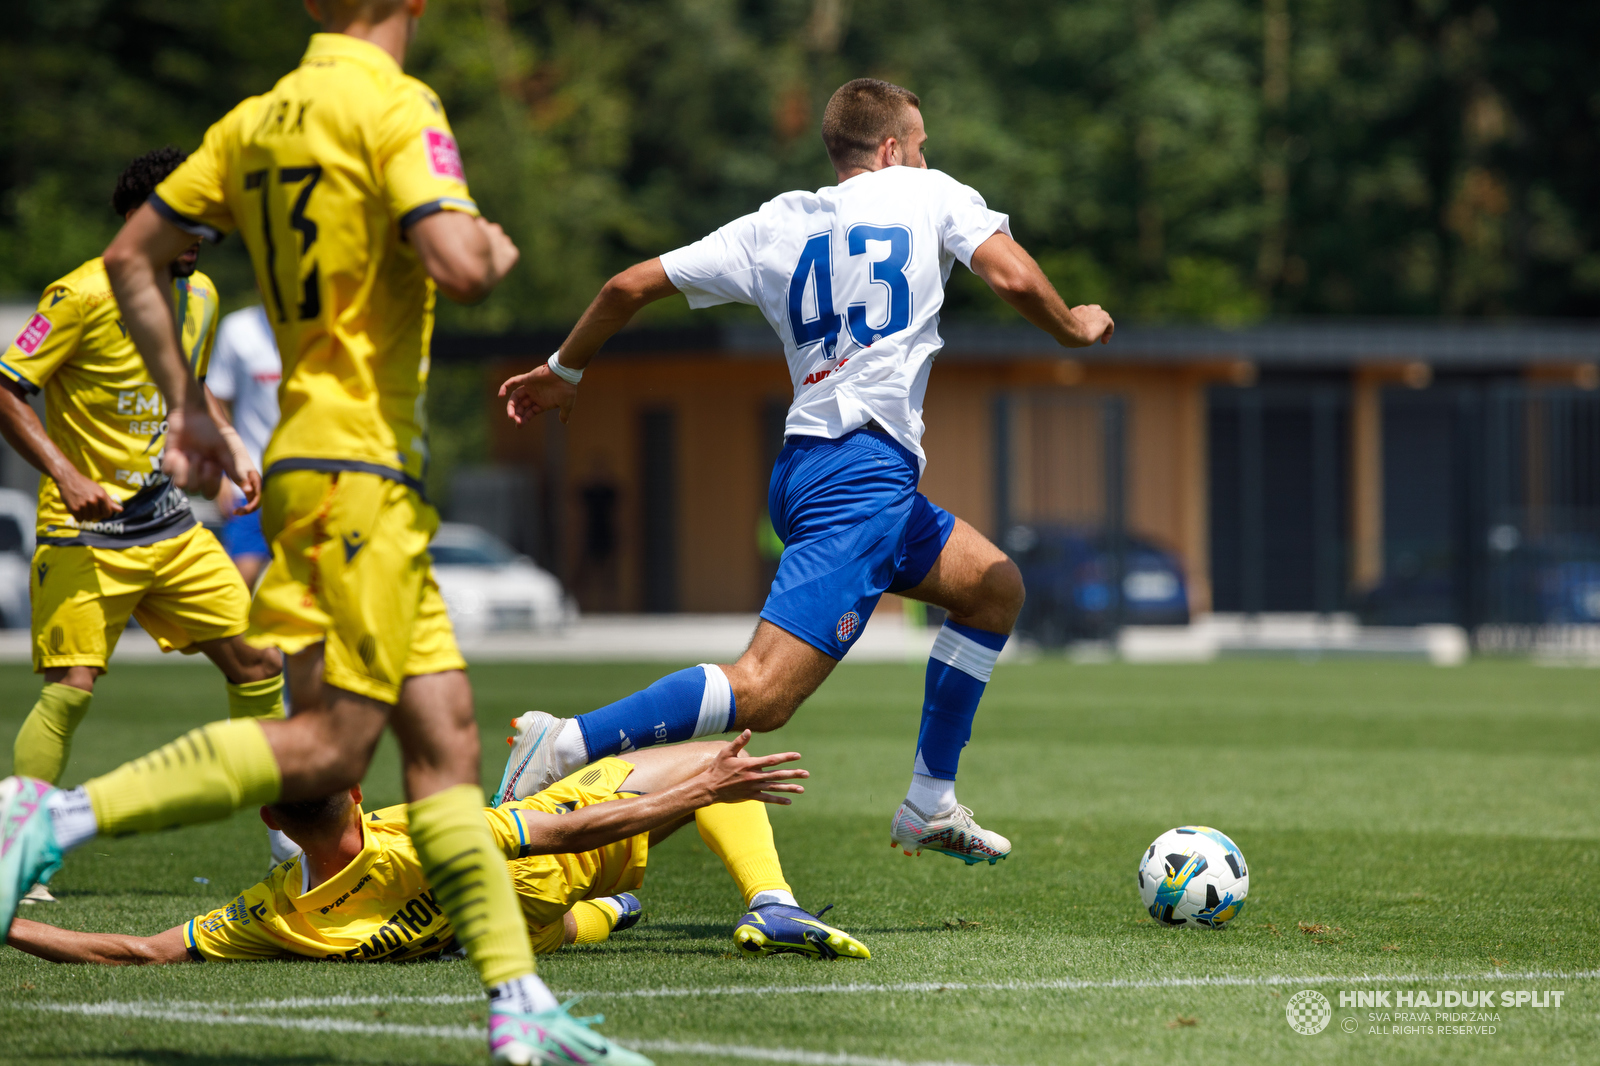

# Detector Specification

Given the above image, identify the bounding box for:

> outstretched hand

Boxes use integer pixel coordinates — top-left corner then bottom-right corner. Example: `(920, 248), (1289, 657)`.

(499, 364), (577, 425)
(702, 730), (808, 806)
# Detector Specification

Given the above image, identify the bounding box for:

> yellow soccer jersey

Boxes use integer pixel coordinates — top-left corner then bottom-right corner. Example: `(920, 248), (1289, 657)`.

(185, 763), (647, 963)
(184, 804), (457, 962)
(0, 258), (217, 542)
(151, 32), (480, 490)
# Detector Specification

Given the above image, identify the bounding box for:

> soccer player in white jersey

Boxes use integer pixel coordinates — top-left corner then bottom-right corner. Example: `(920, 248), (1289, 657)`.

(498, 78), (1113, 865)
(207, 305), (281, 588)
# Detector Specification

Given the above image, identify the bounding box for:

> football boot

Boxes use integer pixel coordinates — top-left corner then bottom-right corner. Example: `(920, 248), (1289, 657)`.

(889, 800), (1010, 865)
(733, 902), (870, 961)
(495, 711), (569, 806)
(490, 998), (653, 1065)
(1, 777), (65, 936)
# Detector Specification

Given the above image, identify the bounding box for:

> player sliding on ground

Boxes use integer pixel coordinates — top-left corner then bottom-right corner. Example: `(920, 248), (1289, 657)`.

(7, 733), (865, 967)
(0, 149), (287, 893)
(497, 78), (1114, 866)
(0, 2), (631, 1064)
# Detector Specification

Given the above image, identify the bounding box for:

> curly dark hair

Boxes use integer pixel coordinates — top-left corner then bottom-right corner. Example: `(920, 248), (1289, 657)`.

(111, 146), (188, 217)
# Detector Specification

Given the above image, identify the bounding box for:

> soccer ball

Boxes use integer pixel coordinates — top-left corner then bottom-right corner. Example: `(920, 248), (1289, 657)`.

(1137, 826), (1249, 928)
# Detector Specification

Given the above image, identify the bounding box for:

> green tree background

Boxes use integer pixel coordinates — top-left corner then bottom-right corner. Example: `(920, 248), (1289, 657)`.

(4, 0), (1598, 496)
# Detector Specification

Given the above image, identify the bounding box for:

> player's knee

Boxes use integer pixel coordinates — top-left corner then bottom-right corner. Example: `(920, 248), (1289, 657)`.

(991, 556), (1025, 621)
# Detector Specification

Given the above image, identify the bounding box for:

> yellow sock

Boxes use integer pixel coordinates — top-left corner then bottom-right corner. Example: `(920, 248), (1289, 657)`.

(226, 674), (285, 720)
(84, 718), (282, 835)
(571, 900), (617, 945)
(408, 783), (535, 989)
(696, 801), (791, 906)
(13, 683), (94, 784)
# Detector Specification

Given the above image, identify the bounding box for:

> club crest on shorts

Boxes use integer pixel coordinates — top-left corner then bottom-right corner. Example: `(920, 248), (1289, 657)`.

(836, 610), (862, 643)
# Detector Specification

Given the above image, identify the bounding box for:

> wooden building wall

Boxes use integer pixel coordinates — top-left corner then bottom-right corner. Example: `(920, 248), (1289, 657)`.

(486, 351), (1219, 615)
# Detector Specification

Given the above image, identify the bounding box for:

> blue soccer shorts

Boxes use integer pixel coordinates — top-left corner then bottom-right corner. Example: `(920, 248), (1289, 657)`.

(761, 427), (956, 659)
(220, 508), (270, 559)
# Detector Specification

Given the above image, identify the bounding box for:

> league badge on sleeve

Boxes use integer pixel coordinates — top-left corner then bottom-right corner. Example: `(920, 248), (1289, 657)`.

(423, 128), (466, 182)
(836, 610), (862, 643)
(13, 314), (52, 355)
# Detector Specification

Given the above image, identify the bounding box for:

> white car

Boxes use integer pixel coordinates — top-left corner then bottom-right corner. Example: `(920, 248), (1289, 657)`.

(0, 488), (35, 628)
(429, 522), (572, 637)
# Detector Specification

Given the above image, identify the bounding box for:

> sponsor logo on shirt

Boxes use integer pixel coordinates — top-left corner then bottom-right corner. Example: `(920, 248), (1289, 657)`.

(14, 314), (51, 355)
(423, 128), (466, 182)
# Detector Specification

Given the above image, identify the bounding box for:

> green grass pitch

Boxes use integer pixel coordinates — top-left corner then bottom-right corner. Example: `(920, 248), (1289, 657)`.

(1, 657), (1598, 1064)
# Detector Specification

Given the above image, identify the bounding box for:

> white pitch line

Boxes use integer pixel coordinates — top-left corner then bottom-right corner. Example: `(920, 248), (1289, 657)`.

(31, 1003), (998, 1066)
(33, 1002), (476, 1040)
(33, 968), (1597, 1018)
(627, 1039), (1002, 1066)
(553, 968), (1600, 1001)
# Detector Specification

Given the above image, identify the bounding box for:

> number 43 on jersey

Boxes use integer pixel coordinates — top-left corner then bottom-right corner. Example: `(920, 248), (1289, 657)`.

(787, 224), (912, 359)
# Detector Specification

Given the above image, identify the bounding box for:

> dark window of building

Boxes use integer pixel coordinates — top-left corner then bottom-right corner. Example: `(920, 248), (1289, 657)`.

(639, 406), (677, 613)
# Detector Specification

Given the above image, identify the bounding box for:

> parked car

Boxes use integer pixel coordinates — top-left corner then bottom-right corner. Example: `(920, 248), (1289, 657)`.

(429, 522), (572, 636)
(1004, 524), (1190, 646)
(0, 488), (35, 628)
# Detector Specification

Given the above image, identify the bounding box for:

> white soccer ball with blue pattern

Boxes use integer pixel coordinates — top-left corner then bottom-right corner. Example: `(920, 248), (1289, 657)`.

(1137, 826), (1249, 928)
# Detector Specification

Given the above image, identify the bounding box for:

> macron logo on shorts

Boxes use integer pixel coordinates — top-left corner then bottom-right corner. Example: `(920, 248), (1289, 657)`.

(423, 128), (465, 182)
(14, 314), (51, 355)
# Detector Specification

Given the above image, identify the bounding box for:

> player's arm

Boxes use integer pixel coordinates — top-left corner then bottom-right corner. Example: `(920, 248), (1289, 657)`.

(202, 385), (261, 515)
(497, 259), (679, 426)
(489, 730), (806, 857)
(408, 210), (520, 305)
(968, 232), (1114, 348)
(103, 206), (237, 494)
(6, 917), (189, 965)
(0, 379), (121, 521)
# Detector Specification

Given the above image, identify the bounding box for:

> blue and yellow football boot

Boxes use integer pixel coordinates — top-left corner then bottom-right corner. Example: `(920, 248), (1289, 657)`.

(1, 777), (65, 939)
(602, 893), (643, 933)
(733, 902), (870, 961)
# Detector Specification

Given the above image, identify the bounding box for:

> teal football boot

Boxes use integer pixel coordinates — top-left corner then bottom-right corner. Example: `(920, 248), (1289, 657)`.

(490, 998), (653, 1065)
(1, 777), (65, 937)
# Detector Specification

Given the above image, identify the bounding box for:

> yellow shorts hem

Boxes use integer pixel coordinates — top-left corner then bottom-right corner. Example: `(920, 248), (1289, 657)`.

(321, 663), (400, 705)
(243, 629), (326, 657)
(33, 654), (108, 673)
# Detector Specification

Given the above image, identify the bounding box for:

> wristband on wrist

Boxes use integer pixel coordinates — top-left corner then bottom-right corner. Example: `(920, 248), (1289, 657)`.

(547, 352), (583, 385)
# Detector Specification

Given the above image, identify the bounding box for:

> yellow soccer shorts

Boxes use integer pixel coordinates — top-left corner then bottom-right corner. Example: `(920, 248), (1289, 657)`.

(505, 758), (649, 954)
(30, 523), (251, 673)
(248, 469), (464, 704)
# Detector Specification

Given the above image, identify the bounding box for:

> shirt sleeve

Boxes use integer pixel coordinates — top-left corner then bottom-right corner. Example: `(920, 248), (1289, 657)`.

(380, 80), (479, 231)
(151, 104), (247, 243)
(0, 281), (85, 394)
(187, 279), (221, 383)
(659, 212), (764, 309)
(184, 889), (283, 961)
(934, 173), (1011, 267)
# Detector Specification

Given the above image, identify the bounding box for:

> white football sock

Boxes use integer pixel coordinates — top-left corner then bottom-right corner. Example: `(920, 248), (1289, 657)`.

(489, 973), (560, 1015)
(552, 718), (589, 779)
(45, 787), (98, 852)
(691, 663), (735, 738)
(905, 773), (956, 818)
(750, 889), (798, 909)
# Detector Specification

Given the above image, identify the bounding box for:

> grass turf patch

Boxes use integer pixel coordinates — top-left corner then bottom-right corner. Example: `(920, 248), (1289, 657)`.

(1, 658), (1597, 1064)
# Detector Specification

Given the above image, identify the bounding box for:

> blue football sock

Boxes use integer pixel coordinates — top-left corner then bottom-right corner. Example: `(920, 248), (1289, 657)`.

(575, 663), (736, 760)
(913, 621), (1008, 786)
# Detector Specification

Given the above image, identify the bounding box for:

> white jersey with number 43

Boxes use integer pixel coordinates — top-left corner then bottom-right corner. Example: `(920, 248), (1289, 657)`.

(659, 166), (1010, 473)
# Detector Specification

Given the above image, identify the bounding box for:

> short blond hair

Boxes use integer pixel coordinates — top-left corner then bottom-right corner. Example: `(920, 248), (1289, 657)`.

(821, 79), (921, 171)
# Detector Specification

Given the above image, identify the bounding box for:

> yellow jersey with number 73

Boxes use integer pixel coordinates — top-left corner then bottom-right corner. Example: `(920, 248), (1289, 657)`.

(150, 32), (478, 489)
